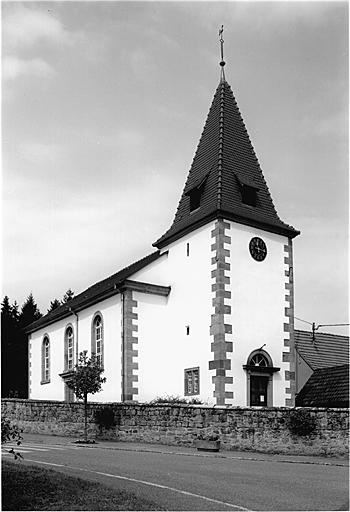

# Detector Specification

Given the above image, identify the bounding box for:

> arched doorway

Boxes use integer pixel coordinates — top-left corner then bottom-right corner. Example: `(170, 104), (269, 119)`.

(243, 349), (280, 406)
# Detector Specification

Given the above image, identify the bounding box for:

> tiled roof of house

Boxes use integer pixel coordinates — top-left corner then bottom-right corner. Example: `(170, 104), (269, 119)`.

(154, 80), (300, 248)
(295, 329), (349, 370)
(26, 251), (164, 334)
(296, 364), (349, 408)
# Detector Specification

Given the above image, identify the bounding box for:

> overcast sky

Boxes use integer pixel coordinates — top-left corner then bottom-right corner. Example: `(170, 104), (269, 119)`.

(2, 1), (348, 335)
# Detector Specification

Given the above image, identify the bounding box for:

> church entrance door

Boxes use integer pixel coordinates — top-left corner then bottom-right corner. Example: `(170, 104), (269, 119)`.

(250, 375), (268, 406)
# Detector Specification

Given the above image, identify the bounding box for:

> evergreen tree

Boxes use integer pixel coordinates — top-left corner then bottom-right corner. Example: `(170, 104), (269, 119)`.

(47, 299), (61, 313)
(19, 293), (42, 328)
(1, 296), (25, 398)
(62, 289), (74, 303)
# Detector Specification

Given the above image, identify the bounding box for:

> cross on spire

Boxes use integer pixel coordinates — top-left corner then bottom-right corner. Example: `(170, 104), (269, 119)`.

(219, 25), (226, 82)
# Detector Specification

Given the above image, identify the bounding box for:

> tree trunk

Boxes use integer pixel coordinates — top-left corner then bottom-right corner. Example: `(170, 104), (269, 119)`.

(84, 393), (88, 442)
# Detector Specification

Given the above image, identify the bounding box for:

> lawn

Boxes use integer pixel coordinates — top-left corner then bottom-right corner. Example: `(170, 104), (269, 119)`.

(2, 460), (163, 510)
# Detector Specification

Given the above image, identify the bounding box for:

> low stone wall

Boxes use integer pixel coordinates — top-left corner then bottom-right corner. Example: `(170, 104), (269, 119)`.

(2, 399), (349, 457)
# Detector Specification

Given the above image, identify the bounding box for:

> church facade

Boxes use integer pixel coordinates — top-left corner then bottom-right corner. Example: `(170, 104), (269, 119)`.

(26, 59), (300, 407)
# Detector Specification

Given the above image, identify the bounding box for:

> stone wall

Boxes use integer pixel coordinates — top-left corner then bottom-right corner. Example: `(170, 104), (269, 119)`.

(2, 399), (348, 457)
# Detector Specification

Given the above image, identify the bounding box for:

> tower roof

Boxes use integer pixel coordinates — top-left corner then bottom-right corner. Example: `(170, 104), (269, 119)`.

(154, 80), (299, 249)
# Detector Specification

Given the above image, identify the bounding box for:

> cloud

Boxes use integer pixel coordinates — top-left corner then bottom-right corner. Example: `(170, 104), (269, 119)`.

(2, 4), (69, 50)
(20, 142), (62, 165)
(3, 56), (55, 81)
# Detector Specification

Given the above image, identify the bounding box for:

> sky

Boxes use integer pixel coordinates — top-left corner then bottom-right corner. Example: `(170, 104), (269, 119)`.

(2, 1), (348, 335)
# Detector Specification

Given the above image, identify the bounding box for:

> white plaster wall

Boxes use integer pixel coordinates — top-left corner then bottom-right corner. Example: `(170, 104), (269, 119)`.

(29, 295), (122, 402)
(227, 221), (290, 406)
(133, 223), (215, 404)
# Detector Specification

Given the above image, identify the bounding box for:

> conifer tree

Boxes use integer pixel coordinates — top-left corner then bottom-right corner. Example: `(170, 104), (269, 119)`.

(19, 293), (42, 328)
(47, 299), (61, 313)
(62, 289), (74, 303)
(1, 296), (24, 397)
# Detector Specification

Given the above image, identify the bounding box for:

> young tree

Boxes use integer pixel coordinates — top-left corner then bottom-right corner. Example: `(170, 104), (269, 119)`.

(62, 289), (74, 303)
(66, 351), (106, 442)
(47, 299), (61, 313)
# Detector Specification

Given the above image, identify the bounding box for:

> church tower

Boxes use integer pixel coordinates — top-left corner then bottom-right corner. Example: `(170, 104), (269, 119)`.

(153, 29), (300, 406)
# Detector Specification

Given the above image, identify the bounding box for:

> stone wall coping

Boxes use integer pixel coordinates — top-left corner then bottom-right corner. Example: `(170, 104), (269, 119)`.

(1, 398), (348, 413)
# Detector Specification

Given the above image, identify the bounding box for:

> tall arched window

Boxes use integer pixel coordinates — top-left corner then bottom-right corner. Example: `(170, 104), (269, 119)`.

(243, 349), (280, 407)
(41, 336), (50, 383)
(65, 326), (74, 371)
(91, 313), (103, 367)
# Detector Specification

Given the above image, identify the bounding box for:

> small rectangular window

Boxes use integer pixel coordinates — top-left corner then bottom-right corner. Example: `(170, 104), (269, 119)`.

(184, 367), (200, 396)
(186, 243), (190, 257)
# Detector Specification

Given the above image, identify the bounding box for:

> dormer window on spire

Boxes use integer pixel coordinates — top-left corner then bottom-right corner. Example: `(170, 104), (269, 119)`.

(235, 174), (259, 208)
(185, 173), (209, 213)
(241, 184), (258, 207)
(189, 187), (202, 212)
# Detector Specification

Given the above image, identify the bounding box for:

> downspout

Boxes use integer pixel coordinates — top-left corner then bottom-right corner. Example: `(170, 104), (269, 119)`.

(120, 289), (125, 402)
(69, 307), (79, 364)
(27, 334), (31, 399)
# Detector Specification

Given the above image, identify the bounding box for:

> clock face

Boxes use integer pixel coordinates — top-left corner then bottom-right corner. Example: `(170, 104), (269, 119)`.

(249, 237), (267, 262)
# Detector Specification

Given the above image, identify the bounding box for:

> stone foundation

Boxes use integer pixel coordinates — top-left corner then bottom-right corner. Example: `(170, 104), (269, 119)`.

(2, 399), (348, 457)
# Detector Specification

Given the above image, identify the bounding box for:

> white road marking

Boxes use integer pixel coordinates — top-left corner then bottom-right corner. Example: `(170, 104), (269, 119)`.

(4, 445), (49, 452)
(24, 458), (251, 511)
(2, 449), (33, 454)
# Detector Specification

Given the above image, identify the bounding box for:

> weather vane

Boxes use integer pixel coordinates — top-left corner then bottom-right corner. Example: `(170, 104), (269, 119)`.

(219, 25), (226, 82)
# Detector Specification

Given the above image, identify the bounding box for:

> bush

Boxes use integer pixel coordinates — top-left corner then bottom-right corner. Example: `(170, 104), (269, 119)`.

(148, 395), (203, 405)
(94, 407), (116, 430)
(1, 418), (23, 459)
(288, 409), (317, 437)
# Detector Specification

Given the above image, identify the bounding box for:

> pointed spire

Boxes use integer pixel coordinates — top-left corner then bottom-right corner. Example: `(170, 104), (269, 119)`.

(219, 25), (226, 82)
(153, 43), (299, 249)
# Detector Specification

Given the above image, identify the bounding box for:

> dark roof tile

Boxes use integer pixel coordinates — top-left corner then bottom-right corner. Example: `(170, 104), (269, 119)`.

(26, 251), (163, 334)
(296, 364), (349, 407)
(295, 329), (349, 370)
(154, 81), (299, 248)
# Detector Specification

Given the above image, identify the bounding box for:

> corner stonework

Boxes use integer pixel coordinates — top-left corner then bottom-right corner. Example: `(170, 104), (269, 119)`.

(122, 289), (139, 402)
(283, 239), (296, 406)
(209, 219), (233, 405)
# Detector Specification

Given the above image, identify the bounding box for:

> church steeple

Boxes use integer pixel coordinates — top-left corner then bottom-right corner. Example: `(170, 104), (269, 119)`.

(154, 41), (299, 249)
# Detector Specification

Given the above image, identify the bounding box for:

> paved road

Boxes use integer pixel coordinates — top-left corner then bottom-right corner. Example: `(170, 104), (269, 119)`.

(2, 434), (349, 511)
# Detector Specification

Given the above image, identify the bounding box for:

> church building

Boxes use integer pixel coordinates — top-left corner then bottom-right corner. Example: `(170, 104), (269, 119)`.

(26, 38), (301, 407)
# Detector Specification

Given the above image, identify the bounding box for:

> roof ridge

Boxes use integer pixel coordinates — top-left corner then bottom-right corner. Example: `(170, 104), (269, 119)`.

(296, 329), (350, 340)
(217, 81), (225, 210)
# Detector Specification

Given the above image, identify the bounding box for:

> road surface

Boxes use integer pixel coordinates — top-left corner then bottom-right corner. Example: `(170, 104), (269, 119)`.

(2, 434), (348, 511)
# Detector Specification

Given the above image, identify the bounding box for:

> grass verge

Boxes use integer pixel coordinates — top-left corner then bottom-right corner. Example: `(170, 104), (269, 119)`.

(2, 460), (163, 510)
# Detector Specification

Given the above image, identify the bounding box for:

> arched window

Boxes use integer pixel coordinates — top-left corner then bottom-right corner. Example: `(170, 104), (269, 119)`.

(65, 326), (74, 371)
(243, 349), (280, 407)
(41, 336), (50, 383)
(91, 313), (103, 367)
(249, 352), (269, 367)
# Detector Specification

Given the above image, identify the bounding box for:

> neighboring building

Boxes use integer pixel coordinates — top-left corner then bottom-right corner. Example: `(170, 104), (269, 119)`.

(296, 364), (349, 408)
(26, 51), (302, 407)
(295, 330), (349, 407)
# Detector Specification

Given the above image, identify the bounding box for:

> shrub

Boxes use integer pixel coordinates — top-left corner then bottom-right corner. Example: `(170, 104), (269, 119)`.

(94, 407), (116, 430)
(288, 409), (317, 437)
(1, 418), (23, 459)
(148, 395), (203, 405)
